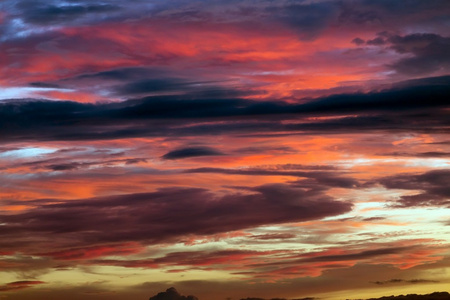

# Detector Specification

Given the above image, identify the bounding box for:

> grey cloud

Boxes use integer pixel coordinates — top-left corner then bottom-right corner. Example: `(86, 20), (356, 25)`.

(162, 147), (224, 160)
(377, 169), (450, 207)
(16, 1), (120, 25)
(371, 278), (439, 285)
(359, 32), (450, 75)
(270, 2), (338, 40)
(389, 33), (450, 75)
(0, 76), (448, 142)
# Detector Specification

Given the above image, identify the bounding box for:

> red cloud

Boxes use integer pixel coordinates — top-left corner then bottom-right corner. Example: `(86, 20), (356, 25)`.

(0, 281), (45, 292)
(37, 242), (145, 260)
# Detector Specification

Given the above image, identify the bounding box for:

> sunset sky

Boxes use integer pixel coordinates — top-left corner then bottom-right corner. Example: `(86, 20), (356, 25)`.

(0, 1), (449, 299)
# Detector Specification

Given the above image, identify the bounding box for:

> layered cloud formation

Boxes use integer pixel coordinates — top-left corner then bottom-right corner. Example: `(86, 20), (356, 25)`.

(0, 1), (449, 300)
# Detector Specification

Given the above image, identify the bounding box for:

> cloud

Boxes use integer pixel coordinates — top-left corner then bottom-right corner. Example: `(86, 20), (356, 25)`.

(351, 37), (365, 45)
(371, 278), (439, 285)
(13, 157), (147, 171)
(37, 243), (144, 260)
(376, 151), (450, 158)
(298, 247), (411, 263)
(1, 76), (448, 142)
(0, 281), (45, 292)
(269, 2), (338, 40)
(90, 239), (445, 280)
(93, 249), (274, 270)
(233, 146), (297, 155)
(388, 33), (450, 75)
(115, 78), (195, 96)
(185, 167), (360, 189)
(250, 233), (297, 240)
(0, 183), (352, 253)
(376, 169), (450, 207)
(162, 147), (224, 160)
(356, 32), (450, 75)
(15, 1), (120, 25)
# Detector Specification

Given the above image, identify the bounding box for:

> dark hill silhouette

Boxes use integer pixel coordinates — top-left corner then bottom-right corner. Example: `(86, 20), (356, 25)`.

(149, 287), (199, 300)
(350, 291), (450, 300)
(148, 290), (450, 300)
(238, 292), (450, 300)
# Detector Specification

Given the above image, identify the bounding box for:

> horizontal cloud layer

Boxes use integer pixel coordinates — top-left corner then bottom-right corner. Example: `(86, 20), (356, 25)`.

(0, 183), (352, 253)
(1, 76), (448, 142)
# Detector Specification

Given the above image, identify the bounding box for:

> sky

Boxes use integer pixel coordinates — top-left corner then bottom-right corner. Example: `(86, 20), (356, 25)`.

(0, 0), (449, 299)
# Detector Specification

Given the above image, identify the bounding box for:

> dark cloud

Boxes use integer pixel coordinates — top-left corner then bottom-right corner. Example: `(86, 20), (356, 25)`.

(0, 183), (352, 252)
(388, 33), (450, 75)
(371, 278), (439, 285)
(338, 3), (380, 26)
(362, 217), (386, 222)
(250, 233), (296, 240)
(16, 1), (120, 25)
(340, 0), (450, 27)
(364, 0), (450, 14)
(149, 287), (198, 300)
(351, 37), (365, 45)
(376, 169), (450, 207)
(116, 78), (193, 95)
(366, 37), (386, 46)
(1, 77), (448, 142)
(11, 157), (147, 171)
(74, 67), (168, 81)
(0, 281), (45, 292)
(46, 158), (147, 171)
(377, 152), (450, 158)
(359, 32), (450, 75)
(270, 2), (338, 40)
(63, 68), (247, 98)
(162, 147), (224, 160)
(29, 82), (61, 88)
(298, 247), (410, 263)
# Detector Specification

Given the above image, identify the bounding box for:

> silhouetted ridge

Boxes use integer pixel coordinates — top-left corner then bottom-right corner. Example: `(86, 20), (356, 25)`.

(238, 292), (450, 300)
(348, 292), (450, 300)
(149, 287), (199, 300)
